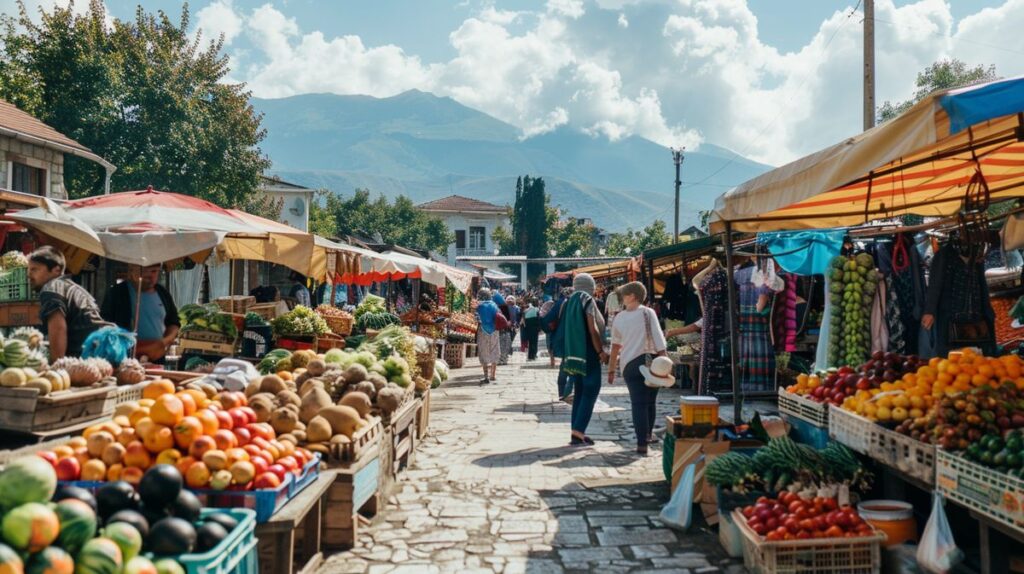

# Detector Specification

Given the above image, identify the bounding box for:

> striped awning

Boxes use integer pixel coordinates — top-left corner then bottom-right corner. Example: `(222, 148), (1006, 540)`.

(712, 76), (1024, 233)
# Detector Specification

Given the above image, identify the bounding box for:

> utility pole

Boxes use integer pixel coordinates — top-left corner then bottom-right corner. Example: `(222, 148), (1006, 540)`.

(671, 147), (684, 244)
(863, 0), (875, 131)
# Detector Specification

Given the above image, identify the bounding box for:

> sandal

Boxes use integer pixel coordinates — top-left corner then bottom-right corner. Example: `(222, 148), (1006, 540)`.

(637, 444), (649, 455)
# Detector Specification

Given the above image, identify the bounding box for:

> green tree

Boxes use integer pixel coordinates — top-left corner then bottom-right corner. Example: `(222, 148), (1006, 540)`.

(549, 218), (599, 257)
(878, 59), (998, 123)
(0, 1), (269, 205)
(321, 189), (453, 253)
(507, 175), (549, 257)
(490, 225), (516, 255)
(606, 220), (671, 256)
(308, 189), (338, 238)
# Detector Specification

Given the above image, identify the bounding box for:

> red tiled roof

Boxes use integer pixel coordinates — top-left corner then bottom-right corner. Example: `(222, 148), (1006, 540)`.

(417, 195), (506, 213)
(0, 99), (93, 154)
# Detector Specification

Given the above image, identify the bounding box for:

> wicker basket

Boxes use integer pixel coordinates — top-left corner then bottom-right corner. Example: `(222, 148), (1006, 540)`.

(416, 351), (435, 380)
(216, 296), (255, 314)
(322, 314), (353, 336)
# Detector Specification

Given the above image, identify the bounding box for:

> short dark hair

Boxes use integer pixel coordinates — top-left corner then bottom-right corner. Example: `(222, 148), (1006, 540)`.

(29, 246), (65, 272)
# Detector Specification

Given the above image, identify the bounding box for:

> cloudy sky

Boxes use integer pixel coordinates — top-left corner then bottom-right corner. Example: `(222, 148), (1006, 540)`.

(8, 0), (1022, 168)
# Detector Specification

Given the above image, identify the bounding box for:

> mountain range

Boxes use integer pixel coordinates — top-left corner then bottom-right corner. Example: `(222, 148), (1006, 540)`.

(253, 90), (772, 232)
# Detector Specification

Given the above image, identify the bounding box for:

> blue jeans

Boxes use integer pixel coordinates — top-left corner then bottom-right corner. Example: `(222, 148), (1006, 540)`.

(557, 365), (571, 398)
(570, 346), (602, 434)
(623, 355), (660, 446)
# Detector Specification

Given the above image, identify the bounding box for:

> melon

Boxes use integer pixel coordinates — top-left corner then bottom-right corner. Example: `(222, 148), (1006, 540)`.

(26, 546), (74, 574)
(0, 543), (22, 574)
(2, 502), (60, 552)
(74, 538), (122, 574)
(123, 556), (158, 574)
(55, 498), (97, 555)
(151, 559), (184, 574)
(0, 368), (26, 388)
(101, 522), (142, 563)
(0, 455), (58, 510)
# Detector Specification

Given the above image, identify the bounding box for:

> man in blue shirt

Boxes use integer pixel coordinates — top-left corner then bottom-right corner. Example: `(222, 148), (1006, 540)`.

(102, 264), (180, 362)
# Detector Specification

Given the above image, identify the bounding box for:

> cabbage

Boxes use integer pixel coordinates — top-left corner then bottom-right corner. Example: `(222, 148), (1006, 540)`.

(413, 336), (429, 354)
(434, 360), (449, 381)
(323, 348), (347, 365)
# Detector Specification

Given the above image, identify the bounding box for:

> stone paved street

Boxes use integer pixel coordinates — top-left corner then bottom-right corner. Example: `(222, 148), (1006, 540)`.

(318, 350), (746, 574)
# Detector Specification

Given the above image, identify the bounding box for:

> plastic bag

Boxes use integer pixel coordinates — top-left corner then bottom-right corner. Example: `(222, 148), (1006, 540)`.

(916, 495), (963, 573)
(659, 457), (697, 531)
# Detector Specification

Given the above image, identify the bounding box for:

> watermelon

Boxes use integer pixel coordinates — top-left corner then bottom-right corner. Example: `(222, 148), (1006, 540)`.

(0, 542), (23, 574)
(0, 456), (57, 510)
(26, 546), (74, 574)
(151, 559), (184, 574)
(55, 499), (97, 555)
(74, 538), (121, 574)
(2, 502), (60, 552)
(123, 556), (158, 574)
(100, 522), (141, 563)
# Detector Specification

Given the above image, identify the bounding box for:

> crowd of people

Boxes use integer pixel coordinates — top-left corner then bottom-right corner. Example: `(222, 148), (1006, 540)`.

(475, 274), (675, 455)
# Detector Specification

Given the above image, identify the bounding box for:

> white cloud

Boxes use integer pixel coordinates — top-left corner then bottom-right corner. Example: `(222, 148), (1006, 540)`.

(195, 0), (244, 45)
(547, 0), (585, 19)
(618, 13), (629, 28)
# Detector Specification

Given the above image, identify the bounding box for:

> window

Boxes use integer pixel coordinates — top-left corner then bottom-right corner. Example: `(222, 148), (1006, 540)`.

(469, 226), (486, 251)
(455, 230), (466, 249)
(10, 162), (46, 196)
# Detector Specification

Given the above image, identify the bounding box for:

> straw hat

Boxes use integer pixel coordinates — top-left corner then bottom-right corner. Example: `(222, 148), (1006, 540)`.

(639, 356), (676, 388)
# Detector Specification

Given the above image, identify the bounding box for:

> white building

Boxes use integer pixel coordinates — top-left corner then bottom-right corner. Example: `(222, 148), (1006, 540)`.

(417, 195), (509, 266)
(259, 175), (314, 231)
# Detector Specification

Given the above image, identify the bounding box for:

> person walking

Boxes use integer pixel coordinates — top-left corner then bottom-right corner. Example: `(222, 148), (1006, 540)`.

(543, 287), (573, 398)
(562, 273), (607, 446)
(607, 281), (670, 455)
(475, 288), (501, 383)
(522, 298), (541, 360)
(505, 296), (520, 353)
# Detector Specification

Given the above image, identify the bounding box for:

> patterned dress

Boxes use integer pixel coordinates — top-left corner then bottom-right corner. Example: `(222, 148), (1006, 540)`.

(736, 265), (776, 392)
(698, 267), (730, 394)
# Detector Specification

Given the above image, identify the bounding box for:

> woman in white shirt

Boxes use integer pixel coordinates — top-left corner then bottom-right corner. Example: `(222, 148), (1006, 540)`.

(607, 281), (669, 454)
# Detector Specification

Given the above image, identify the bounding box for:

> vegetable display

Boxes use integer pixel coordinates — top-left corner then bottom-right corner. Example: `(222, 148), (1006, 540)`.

(178, 305), (238, 339)
(271, 306), (329, 337)
(0, 251), (27, 270)
(740, 492), (875, 541)
(353, 295), (386, 323)
(786, 352), (924, 408)
(827, 254), (879, 368)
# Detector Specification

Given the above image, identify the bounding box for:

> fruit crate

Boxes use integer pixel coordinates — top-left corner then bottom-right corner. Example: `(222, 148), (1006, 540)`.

(111, 380), (154, 406)
(274, 335), (316, 352)
(215, 295), (256, 314)
(320, 313), (354, 336)
(191, 453), (321, 523)
(246, 303), (280, 322)
(0, 384), (117, 434)
(179, 331), (237, 357)
(777, 388), (829, 427)
(936, 449), (1024, 535)
(325, 416), (383, 465)
(0, 267), (30, 302)
(174, 508), (258, 574)
(828, 405), (935, 485)
(316, 333), (346, 352)
(733, 509), (886, 573)
(444, 343), (466, 369)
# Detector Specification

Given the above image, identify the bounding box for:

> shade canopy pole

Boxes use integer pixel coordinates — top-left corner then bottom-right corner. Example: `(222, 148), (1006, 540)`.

(724, 222), (742, 423)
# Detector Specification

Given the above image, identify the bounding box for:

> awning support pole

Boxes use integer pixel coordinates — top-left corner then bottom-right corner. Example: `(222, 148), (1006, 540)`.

(724, 222), (742, 423)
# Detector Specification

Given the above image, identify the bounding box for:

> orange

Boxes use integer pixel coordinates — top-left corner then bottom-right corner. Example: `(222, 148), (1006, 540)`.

(142, 424), (175, 454)
(151, 394), (185, 426)
(195, 410), (219, 435)
(128, 406), (151, 427)
(277, 371), (293, 381)
(176, 391), (197, 417)
(182, 388), (208, 409)
(142, 379), (176, 400)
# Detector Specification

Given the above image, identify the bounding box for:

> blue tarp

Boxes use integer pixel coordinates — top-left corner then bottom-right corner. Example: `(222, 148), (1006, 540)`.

(940, 76), (1024, 134)
(757, 229), (846, 276)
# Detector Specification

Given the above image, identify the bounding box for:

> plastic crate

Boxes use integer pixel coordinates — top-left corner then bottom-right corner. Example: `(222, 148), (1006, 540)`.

(777, 388), (829, 427)
(175, 508), (258, 574)
(444, 343), (466, 368)
(111, 381), (148, 406)
(936, 449), (1024, 535)
(784, 414), (831, 450)
(828, 405), (934, 485)
(0, 267), (30, 302)
(192, 453), (321, 522)
(733, 509), (885, 573)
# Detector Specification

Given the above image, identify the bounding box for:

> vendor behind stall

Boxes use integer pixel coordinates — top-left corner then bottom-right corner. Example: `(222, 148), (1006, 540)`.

(102, 264), (180, 362)
(27, 246), (110, 359)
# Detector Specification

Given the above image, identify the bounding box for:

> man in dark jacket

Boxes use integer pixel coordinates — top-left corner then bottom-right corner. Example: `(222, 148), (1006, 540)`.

(102, 264), (180, 362)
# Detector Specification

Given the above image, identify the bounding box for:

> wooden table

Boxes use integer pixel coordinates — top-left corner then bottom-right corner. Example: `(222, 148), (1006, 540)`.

(256, 472), (333, 574)
(323, 448), (383, 551)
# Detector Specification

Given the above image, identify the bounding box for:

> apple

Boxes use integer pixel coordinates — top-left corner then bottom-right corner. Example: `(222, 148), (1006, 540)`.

(55, 457), (81, 481)
(267, 464), (288, 482)
(247, 424), (274, 442)
(277, 456), (299, 474)
(36, 451), (58, 467)
(232, 427), (252, 446)
(252, 472), (281, 490)
(242, 445), (263, 459)
(212, 429), (238, 451)
(237, 407), (257, 425)
(214, 410), (234, 431)
(189, 435), (217, 460)
(251, 456), (269, 477)
(228, 408), (247, 429)
(121, 466), (144, 486)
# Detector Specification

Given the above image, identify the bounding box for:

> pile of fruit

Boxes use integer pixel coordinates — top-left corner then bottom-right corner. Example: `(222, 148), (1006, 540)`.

(707, 437), (870, 495)
(786, 352), (924, 407)
(315, 304), (353, 330)
(827, 253), (880, 367)
(271, 305), (329, 338)
(740, 492), (876, 541)
(895, 382), (1024, 449)
(179, 305), (239, 339)
(36, 379), (316, 492)
(0, 455), (225, 574)
(963, 429), (1024, 478)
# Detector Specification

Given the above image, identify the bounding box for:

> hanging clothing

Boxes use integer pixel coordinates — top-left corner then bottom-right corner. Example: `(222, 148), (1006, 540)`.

(697, 266), (730, 394)
(758, 229), (846, 275)
(816, 274), (835, 369)
(923, 243), (996, 357)
(772, 273), (799, 353)
(660, 274), (690, 321)
(888, 233), (927, 352)
(736, 265), (775, 392)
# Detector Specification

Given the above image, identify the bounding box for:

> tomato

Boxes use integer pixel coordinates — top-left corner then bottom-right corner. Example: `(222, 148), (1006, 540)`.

(795, 507), (813, 520)
(825, 510), (842, 526)
(756, 496), (770, 505)
(812, 529), (825, 538)
(774, 526), (790, 538)
(799, 519), (816, 532)
(742, 506), (755, 518)
(772, 503), (787, 516)
(757, 509), (774, 523)
(784, 517), (801, 534)
(824, 526), (845, 538)
(796, 530), (812, 539)
(765, 517), (779, 531)
(788, 500), (805, 514)
(813, 516), (828, 531)
(822, 498), (838, 512)
(766, 530), (784, 541)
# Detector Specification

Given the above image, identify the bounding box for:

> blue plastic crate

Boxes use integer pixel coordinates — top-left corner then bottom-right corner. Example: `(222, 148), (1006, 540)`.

(192, 454), (321, 522)
(0, 267), (30, 302)
(783, 413), (831, 450)
(175, 508), (258, 574)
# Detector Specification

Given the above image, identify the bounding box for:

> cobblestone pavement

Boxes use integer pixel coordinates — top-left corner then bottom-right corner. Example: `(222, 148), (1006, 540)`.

(318, 350), (746, 574)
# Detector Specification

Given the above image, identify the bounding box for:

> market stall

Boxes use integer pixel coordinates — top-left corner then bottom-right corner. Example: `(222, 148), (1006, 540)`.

(708, 75), (1024, 573)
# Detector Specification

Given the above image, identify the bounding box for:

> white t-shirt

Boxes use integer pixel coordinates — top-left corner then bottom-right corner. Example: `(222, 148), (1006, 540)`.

(611, 305), (668, 369)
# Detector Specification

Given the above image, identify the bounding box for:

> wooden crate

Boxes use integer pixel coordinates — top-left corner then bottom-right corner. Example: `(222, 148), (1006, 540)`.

(0, 385), (116, 434)
(324, 417), (383, 465)
(179, 331), (237, 356)
(256, 472), (333, 574)
(216, 295), (256, 314)
(322, 448), (382, 551)
(248, 303), (280, 322)
(415, 389), (431, 439)
(0, 301), (40, 327)
(388, 397), (420, 477)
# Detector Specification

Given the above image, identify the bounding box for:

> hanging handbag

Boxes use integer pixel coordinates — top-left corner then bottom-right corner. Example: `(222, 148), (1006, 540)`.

(642, 307), (657, 369)
(494, 309), (509, 331)
(946, 256), (990, 347)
